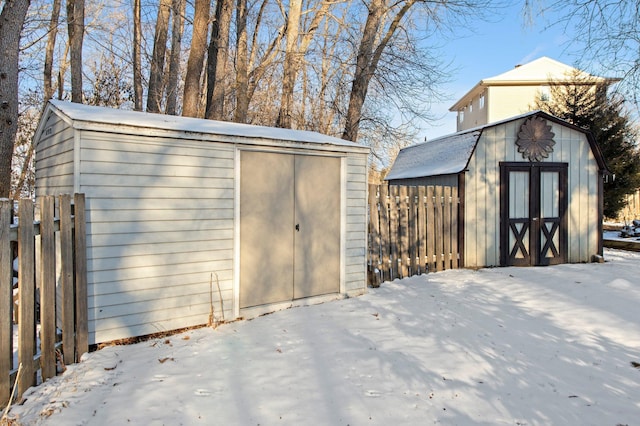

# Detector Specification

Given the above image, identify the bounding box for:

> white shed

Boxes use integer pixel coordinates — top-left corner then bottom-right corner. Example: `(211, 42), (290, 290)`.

(386, 111), (608, 268)
(34, 100), (369, 344)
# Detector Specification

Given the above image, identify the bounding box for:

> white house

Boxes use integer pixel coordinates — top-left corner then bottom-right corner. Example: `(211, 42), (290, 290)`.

(450, 57), (620, 132)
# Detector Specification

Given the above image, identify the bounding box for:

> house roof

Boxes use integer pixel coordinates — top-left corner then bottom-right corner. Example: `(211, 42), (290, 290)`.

(450, 57), (621, 111)
(385, 111), (608, 181)
(39, 100), (368, 152)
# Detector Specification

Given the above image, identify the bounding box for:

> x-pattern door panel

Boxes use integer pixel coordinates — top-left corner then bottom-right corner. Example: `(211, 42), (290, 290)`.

(500, 163), (567, 266)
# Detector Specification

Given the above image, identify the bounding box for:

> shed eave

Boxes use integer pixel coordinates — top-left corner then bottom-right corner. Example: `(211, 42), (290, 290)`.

(46, 100), (369, 153)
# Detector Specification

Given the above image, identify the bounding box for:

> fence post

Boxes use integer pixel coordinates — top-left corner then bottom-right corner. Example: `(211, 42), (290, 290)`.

(417, 186), (426, 273)
(74, 193), (88, 360)
(40, 196), (57, 380)
(408, 187), (417, 275)
(434, 186), (444, 272)
(426, 186), (435, 272)
(0, 200), (12, 404)
(451, 187), (459, 268)
(379, 184), (390, 281)
(368, 185), (380, 284)
(18, 199), (36, 398)
(398, 186), (409, 278)
(388, 186), (399, 280)
(443, 187), (452, 270)
(59, 195), (75, 365)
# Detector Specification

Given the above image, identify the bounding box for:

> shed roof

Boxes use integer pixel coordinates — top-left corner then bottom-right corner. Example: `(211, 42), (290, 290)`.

(385, 131), (481, 180)
(386, 111), (608, 181)
(40, 100), (368, 151)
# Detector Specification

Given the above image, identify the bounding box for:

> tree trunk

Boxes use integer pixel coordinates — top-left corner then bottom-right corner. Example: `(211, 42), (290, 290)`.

(147, 0), (172, 113)
(236, 0), (284, 123)
(182, 0), (210, 117)
(44, 0), (62, 102)
(166, 0), (185, 115)
(66, 0), (85, 103)
(133, 0), (143, 111)
(234, 0), (249, 123)
(0, 0), (30, 198)
(205, 0), (233, 120)
(342, 0), (415, 142)
(276, 0), (331, 128)
(275, 0), (302, 128)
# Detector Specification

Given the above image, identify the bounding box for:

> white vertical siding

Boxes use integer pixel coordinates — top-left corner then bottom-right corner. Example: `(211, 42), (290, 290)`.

(465, 118), (600, 267)
(548, 124), (600, 262)
(80, 132), (235, 343)
(34, 114), (75, 196)
(345, 153), (368, 295)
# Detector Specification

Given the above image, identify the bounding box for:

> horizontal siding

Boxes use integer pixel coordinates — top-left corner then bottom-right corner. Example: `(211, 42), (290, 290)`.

(35, 114), (75, 196)
(90, 288), (232, 321)
(87, 218), (232, 235)
(79, 131), (236, 344)
(345, 153), (367, 294)
(88, 258), (233, 288)
(88, 269), (233, 296)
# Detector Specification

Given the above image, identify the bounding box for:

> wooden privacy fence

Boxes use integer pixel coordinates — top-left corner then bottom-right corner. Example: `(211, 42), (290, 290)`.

(611, 189), (640, 222)
(368, 184), (460, 284)
(0, 194), (87, 405)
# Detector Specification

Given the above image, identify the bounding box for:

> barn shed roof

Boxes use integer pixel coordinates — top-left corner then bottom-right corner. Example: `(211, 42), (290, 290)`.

(385, 131), (481, 180)
(386, 111), (608, 181)
(41, 100), (368, 151)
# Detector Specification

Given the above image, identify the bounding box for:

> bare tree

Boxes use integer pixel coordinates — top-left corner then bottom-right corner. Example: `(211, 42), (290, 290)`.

(0, 0), (31, 198)
(182, 0), (210, 117)
(342, 0), (416, 142)
(233, 0), (286, 123)
(67, 0), (85, 103)
(147, 0), (172, 113)
(535, 0), (640, 109)
(275, 0), (301, 128)
(276, 0), (332, 128)
(133, 0), (143, 111)
(166, 0), (185, 115)
(342, 0), (493, 142)
(44, 0), (62, 102)
(206, 0), (234, 120)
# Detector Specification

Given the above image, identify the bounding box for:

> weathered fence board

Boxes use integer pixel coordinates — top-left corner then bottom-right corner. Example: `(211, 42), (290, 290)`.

(74, 194), (89, 361)
(368, 184), (460, 284)
(0, 201), (12, 404)
(40, 197), (56, 381)
(0, 194), (87, 405)
(18, 199), (36, 396)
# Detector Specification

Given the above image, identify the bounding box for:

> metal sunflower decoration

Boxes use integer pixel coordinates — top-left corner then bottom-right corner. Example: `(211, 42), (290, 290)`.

(515, 116), (556, 162)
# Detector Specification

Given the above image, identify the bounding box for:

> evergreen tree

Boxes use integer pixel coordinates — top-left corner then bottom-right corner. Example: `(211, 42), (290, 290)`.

(534, 71), (640, 219)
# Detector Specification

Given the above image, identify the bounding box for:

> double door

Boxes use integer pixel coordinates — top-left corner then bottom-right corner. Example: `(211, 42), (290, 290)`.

(500, 162), (568, 266)
(240, 151), (341, 309)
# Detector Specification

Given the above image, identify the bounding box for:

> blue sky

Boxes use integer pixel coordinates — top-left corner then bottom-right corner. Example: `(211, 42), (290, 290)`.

(420, 1), (582, 140)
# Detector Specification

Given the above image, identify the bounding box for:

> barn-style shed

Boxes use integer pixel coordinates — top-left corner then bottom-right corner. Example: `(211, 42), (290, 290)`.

(34, 100), (369, 344)
(386, 111), (608, 268)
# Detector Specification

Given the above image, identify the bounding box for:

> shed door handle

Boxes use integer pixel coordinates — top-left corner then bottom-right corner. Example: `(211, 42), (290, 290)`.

(295, 224), (300, 231)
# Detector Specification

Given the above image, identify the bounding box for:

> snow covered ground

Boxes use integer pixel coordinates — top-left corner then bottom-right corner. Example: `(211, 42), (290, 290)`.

(7, 248), (640, 425)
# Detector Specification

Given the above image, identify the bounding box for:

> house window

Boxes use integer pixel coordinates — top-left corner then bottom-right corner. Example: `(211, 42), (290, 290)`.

(539, 86), (550, 102)
(459, 111), (464, 123)
(479, 94), (485, 109)
(469, 103), (473, 113)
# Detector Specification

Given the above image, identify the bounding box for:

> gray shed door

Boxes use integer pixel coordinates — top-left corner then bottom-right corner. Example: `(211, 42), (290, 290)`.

(240, 151), (340, 309)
